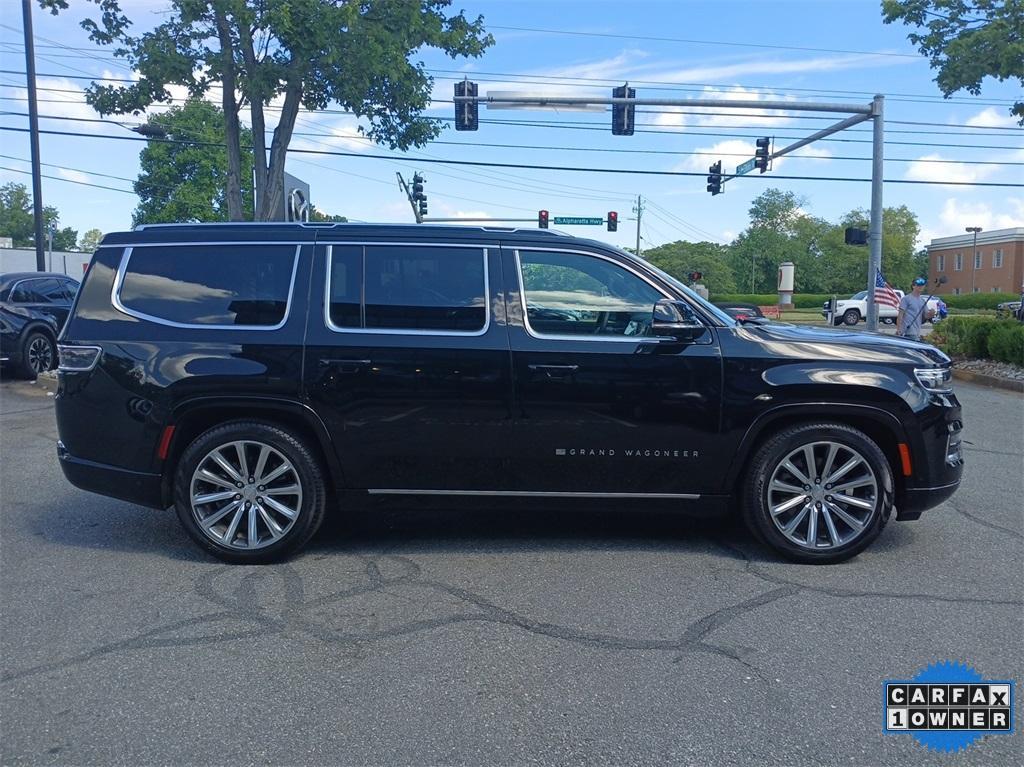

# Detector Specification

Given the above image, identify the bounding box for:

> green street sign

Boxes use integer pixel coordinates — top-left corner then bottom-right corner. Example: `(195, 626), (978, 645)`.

(735, 158), (756, 176)
(553, 216), (604, 225)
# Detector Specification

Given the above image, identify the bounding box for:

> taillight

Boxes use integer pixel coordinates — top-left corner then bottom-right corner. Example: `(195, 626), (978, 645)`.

(57, 344), (102, 372)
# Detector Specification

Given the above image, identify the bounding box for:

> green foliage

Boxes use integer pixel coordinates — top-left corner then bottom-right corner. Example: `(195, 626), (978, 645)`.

(41, 0), (494, 219)
(0, 182), (77, 250)
(882, 0), (1024, 123)
(717, 189), (924, 296)
(133, 100), (254, 225)
(521, 264), (603, 293)
(642, 240), (737, 295)
(986, 322), (1024, 365)
(308, 207), (347, 223)
(941, 292), (1021, 309)
(712, 293), (834, 309)
(930, 316), (1004, 357)
(78, 228), (104, 252)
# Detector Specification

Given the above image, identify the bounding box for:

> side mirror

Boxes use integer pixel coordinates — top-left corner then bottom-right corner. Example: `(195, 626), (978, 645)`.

(652, 299), (706, 342)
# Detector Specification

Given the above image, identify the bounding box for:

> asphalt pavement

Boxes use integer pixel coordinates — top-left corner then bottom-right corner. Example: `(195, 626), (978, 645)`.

(1, 377), (1021, 766)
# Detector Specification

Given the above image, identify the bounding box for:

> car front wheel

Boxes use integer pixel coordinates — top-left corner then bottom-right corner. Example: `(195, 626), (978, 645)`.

(842, 309), (861, 326)
(173, 421), (327, 564)
(742, 423), (893, 564)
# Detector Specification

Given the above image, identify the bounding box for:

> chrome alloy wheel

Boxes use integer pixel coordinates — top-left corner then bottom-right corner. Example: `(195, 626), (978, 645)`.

(766, 440), (878, 550)
(27, 336), (53, 373)
(189, 440), (303, 550)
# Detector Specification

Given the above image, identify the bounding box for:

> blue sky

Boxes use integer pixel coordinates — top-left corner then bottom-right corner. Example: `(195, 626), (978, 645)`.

(1, 0), (1021, 251)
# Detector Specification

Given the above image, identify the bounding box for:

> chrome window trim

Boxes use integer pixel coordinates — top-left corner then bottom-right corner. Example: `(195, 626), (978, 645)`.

(513, 246), (677, 343)
(324, 242), (492, 337)
(366, 489), (700, 499)
(111, 243), (301, 331)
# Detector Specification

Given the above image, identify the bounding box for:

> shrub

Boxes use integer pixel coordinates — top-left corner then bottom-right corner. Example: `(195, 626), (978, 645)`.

(941, 293), (1020, 310)
(931, 316), (1001, 357)
(711, 293), (833, 309)
(987, 323), (1024, 366)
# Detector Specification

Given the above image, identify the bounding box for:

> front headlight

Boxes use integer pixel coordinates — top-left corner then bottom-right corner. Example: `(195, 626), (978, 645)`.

(914, 367), (953, 393)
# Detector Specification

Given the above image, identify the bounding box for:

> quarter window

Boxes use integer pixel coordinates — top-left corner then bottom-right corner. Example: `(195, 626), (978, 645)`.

(327, 245), (487, 333)
(518, 250), (663, 337)
(118, 245), (297, 327)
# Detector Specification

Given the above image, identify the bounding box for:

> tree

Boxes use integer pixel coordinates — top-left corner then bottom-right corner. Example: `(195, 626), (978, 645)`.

(0, 182), (77, 250)
(78, 228), (104, 252)
(831, 205), (923, 292)
(882, 0), (1024, 123)
(642, 241), (737, 295)
(134, 100), (254, 225)
(308, 206), (347, 223)
(41, 0), (493, 220)
(727, 189), (807, 293)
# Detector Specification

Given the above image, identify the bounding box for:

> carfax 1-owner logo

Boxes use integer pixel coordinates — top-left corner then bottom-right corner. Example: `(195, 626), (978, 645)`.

(884, 661), (1015, 753)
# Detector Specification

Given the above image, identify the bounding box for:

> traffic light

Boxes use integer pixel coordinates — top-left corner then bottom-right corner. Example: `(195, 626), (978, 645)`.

(754, 137), (770, 173)
(412, 172), (425, 200)
(538, 209), (549, 229)
(611, 85), (635, 136)
(607, 211), (618, 232)
(454, 80), (479, 131)
(706, 161), (722, 196)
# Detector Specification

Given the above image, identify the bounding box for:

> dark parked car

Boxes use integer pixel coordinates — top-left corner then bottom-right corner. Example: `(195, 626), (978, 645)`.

(0, 271), (80, 378)
(713, 301), (765, 322)
(55, 223), (963, 565)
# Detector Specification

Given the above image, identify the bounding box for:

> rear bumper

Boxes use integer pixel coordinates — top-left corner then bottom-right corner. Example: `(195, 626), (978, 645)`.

(57, 441), (166, 509)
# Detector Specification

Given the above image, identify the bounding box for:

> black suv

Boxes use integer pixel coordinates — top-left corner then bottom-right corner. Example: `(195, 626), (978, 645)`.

(54, 223), (963, 564)
(1, 271), (79, 377)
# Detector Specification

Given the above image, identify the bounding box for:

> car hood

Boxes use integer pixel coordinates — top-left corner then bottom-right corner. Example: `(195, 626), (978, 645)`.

(733, 321), (950, 366)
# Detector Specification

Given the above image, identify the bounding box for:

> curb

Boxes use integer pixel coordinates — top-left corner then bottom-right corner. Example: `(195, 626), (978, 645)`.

(952, 368), (1024, 394)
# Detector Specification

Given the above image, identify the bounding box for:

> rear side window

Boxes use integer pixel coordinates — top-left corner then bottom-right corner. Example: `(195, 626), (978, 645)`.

(12, 278), (62, 304)
(117, 244), (298, 327)
(327, 245), (487, 333)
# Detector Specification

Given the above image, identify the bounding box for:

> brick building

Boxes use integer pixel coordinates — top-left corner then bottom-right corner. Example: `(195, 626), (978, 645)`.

(926, 227), (1024, 296)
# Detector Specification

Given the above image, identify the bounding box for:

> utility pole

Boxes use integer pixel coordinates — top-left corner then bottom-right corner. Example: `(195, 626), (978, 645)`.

(865, 94), (884, 331)
(633, 195), (644, 257)
(22, 0), (45, 272)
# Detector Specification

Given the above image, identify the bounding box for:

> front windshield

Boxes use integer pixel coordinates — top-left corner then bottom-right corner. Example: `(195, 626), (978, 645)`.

(634, 258), (738, 326)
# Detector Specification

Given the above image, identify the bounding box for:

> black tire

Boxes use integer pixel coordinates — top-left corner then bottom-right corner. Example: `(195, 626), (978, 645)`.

(173, 421), (327, 564)
(16, 329), (56, 379)
(842, 309), (861, 326)
(741, 422), (893, 564)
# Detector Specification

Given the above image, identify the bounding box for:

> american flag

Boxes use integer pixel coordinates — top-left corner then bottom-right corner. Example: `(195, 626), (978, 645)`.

(874, 269), (901, 309)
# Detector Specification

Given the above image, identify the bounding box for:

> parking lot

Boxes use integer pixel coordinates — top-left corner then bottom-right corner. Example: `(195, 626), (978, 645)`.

(1, 377), (1021, 766)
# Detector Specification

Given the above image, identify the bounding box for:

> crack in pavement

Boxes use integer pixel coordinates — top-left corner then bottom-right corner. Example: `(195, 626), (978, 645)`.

(946, 498), (1023, 541)
(711, 539), (1023, 608)
(1, 554), (798, 684)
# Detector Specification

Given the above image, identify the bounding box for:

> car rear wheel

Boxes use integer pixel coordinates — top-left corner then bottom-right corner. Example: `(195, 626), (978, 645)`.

(742, 423), (893, 564)
(173, 421), (326, 564)
(842, 309), (861, 326)
(16, 330), (56, 379)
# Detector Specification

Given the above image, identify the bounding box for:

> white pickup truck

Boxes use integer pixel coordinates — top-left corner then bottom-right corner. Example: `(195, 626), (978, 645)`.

(822, 290), (940, 326)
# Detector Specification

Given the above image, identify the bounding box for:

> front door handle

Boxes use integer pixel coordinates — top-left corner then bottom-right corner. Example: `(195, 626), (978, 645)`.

(529, 363), (579, 379)
(320, 358), (371, 373)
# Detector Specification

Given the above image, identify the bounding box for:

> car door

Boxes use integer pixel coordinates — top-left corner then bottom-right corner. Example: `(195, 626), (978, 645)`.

(505, 245), (724, 496)
(11, 278), (67, 329)
(303, 238), (514, 491)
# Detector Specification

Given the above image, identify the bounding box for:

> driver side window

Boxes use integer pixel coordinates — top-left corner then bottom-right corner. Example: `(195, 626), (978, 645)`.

(519, 250), (663, 337)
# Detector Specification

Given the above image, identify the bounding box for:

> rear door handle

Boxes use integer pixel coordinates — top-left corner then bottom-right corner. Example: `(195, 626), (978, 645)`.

(529, 364), (579, 379)
(320, 358), (371, 373)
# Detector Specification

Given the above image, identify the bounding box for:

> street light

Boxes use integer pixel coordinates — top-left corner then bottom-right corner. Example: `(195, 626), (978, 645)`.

(966, 226), (982, 294)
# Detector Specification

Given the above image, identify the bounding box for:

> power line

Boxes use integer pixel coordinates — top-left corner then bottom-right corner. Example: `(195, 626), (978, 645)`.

(487, 24), (924, 60)
(0, 164), (135, 194)
(4, 124), (1022, 188)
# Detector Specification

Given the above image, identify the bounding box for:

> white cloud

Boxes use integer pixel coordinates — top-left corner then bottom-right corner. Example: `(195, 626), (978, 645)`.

(638, 53), (904, 84)
(932, 198), (1024, 235)
(57, 168), (92, 185)
(965, 107), (1019, 129)
(679, 139), (754, 172)
(904, 154), (996, 184)
(1, 77), (107, 132)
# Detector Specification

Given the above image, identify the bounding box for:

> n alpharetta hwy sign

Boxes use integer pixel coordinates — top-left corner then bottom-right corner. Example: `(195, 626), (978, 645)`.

(553, 216), (605, 225)
(735, 158), (757, 176)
